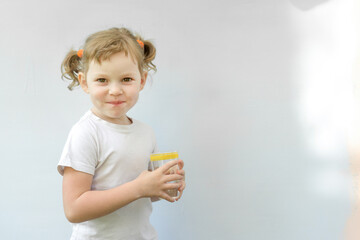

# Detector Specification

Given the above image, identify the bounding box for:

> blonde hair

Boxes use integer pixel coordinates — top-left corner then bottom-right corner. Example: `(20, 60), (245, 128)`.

(61, 27), (157, 90)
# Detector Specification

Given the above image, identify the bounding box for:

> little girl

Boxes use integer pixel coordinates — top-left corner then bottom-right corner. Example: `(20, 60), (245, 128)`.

(57, 27), (186, 240)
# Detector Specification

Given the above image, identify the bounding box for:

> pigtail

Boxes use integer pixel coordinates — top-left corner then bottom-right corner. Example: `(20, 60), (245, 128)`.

(61, 49), (82, 90)
(142, 40), (157, 73)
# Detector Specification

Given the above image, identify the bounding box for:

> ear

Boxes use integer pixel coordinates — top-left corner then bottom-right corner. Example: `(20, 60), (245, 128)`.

(140, 71), (148, 91)
(78, 72), (89, 94)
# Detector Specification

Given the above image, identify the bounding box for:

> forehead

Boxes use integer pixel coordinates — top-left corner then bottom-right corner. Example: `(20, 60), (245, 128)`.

(88, 52), (139, 74)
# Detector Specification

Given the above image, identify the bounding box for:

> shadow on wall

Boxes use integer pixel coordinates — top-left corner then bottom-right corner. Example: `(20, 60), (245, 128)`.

(289, 0), (330, 11)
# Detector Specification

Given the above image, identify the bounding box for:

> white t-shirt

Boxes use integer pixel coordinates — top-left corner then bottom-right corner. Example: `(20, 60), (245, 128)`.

(58, 111), (158, 240)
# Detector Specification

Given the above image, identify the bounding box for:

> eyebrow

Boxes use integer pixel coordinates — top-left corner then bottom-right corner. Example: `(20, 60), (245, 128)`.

(118, 72), (137, 77)
(93, 72), (137, 78)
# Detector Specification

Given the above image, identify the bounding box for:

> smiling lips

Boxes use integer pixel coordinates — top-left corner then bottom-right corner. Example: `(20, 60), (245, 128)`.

(107, 101), (125, 106)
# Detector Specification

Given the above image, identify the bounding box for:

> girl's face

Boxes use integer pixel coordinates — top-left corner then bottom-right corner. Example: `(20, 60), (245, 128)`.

(79, 51), (147, 125)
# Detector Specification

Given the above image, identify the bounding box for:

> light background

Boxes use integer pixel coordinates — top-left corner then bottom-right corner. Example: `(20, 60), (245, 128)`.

(0, 0), (358, 239)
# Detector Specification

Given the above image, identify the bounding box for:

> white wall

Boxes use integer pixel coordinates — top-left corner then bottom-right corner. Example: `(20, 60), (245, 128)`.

(0, 0), (356, 239)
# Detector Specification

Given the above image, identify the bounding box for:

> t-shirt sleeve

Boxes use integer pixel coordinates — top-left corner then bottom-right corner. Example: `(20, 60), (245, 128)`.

(148, 127), (158, 171)
(152, 141), (159, 154)
(151, 127), (158, 154)
(57, 124), (98, 176)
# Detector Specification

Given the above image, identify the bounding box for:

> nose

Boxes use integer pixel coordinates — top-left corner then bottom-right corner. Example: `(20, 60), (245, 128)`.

(109, 82), (123, 96)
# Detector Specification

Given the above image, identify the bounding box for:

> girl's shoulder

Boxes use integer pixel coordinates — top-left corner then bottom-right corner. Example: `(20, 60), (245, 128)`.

(131, 118), (156, 133)
(68, 111), (99, 137)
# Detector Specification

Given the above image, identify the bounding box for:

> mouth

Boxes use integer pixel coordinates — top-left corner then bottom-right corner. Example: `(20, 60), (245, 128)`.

(107, 101), (125, 106)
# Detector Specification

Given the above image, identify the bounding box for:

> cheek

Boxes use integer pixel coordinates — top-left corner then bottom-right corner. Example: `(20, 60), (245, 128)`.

(90, 88), (107, 100)
(126, 87), (140, 99)
(129, 92), (140, 103)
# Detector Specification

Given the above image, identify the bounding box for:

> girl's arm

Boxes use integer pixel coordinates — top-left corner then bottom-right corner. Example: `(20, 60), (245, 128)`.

(62, 160), (183, 223)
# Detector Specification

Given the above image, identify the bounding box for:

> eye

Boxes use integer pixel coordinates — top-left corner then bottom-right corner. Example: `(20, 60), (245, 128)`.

(122, 78), (133, 82)
(96, 78), (107, 83)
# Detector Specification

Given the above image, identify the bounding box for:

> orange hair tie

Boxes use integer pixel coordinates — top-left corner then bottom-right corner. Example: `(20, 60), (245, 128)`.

(137, 39), (144, 48)
(77, 49), (84, 58)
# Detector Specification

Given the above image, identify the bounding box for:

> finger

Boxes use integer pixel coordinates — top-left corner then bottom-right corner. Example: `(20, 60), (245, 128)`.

(178, 159), (184, 169)
(163, 174), (183, 183)
(176, 169), (185, 177)
(167, 167), (177, 175)
(179, 181), (186, 191)
(160, 159), (179, 174)
(163, 182), (182, 190)
(160, 192), (175, 203)
(175, 189), (183, 201)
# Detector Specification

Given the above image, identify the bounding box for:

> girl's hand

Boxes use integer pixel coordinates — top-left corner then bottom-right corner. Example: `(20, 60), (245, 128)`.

(175, 159), (186, 201)
(136, 160), (184, 202)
